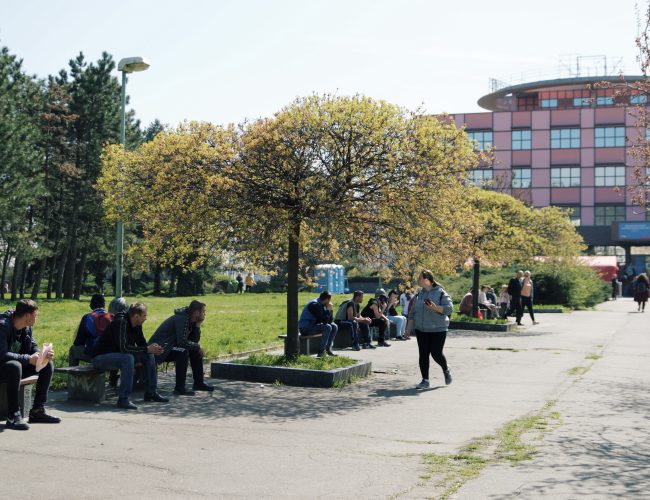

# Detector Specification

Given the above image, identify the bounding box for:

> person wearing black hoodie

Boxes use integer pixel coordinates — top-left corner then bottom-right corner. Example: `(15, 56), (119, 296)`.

(0, 299), (61, 430)
(148, 300), (214, 395)
(92, 302), (169, 410)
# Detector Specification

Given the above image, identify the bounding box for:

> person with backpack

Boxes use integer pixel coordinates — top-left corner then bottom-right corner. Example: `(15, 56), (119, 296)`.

(0, 299), (61, 430)
(633, 273), (649, 312)
(404, 270), (453, 389)
(360, 294), (391, 347)
(334, 290), (372, 351)
(148, 300), (214, 394)
(70, 294), (113, 366)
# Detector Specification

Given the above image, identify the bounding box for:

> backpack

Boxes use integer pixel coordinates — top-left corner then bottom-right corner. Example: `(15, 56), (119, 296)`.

(91, 311), (113, 336)
(637, 280), (648, 293)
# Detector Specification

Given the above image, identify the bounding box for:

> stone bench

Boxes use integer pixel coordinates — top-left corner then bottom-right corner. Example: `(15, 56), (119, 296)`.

(55, 366), (106, 403)
(277, 334), (322, 355)
(0, 375), (39, 419)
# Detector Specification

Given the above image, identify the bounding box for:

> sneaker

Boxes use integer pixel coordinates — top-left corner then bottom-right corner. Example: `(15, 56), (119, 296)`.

(444, 369), (453, 385)
(6, 411), (29, 430)
(144, 392), (170, 402)
(28, 407), (61, 424)
(416, 379), (430, 390)
(533, 321), (540, 325)
(352, 345), (361, 351)
(193, 382), (215, 392)
(326, 349), (338, 357)
(378, 341), (391, 347)
(173, 387), (196, 396)
(316, 351), (326, 358)
(117, 399), (138, 410)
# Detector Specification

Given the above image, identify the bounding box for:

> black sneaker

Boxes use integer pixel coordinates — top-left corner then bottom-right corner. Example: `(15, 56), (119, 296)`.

(6, 411), (29, 430)
(366, 343), (377, 349)
(378, 341), (391, 347)
(444, 369), (453, 385)
(352, 345), (361, 351)
(173, 387), (196, 396)
(144, 392), (170, 402)
(117, 399), (138, 410)
(28, 408), (61, 424)
(193, 382), (215, 392)
(326, 349), (338, 357)
(316, 351), (326, 358)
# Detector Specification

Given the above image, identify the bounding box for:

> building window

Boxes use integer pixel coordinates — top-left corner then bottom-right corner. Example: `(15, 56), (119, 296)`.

(594, 205), (625, 225)
(573, 97), (591, 107)
(630, 95), (648, 105)
(541, 99), (558, 108)
(511, 167), (531, 188)
(556, 205), (581, 226)
(595, 166), (625, 187)
(596, 96), (614, 106)
(466, 169), (493, 188)
(595, 126), (625, 147)
(512, 129), (531, 150)
(550, 167), (581, 187)
(466, 130), (493, 151)
(551, 128), (580, 149)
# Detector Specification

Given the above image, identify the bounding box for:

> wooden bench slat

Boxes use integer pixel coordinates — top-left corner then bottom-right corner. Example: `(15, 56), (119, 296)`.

(19, 375), (39, 386)
(55, 366), (104, 375)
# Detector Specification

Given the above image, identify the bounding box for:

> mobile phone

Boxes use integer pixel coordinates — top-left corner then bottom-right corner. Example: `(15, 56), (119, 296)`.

(424, 298), (432, 305)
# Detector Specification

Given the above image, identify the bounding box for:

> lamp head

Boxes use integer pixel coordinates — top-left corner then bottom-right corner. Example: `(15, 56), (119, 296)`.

(118, 57), (150, 73)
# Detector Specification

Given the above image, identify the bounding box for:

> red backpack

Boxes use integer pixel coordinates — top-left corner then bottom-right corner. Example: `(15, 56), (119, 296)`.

(91, 311), (113, 336)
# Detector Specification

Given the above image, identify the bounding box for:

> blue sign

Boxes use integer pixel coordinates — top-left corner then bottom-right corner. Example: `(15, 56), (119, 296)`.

(617, 222), (650, 241)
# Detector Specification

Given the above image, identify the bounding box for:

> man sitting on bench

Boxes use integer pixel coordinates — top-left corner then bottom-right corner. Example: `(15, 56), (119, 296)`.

(92, 302), (168, 410)
(0, 299), (61, 430)
(334, 290), (372, 351)
(299, 291), (338, 357)
(70, 293), (112, 366)
(148, 300), (214, 395)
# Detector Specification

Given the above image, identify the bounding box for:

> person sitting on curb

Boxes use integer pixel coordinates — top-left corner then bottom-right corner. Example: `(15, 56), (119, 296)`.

(69, 293), (113, 366)
(334, 290), (372, 351)
(298, 291), (338, 357)
(148, 300), (214, 395)
(360, 294), (391, 347)
(92, 302), (169, 410)
(0, 299), (61, 430)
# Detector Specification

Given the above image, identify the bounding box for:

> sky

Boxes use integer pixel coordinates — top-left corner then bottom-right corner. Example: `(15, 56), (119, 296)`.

(0, 0), (643, 128)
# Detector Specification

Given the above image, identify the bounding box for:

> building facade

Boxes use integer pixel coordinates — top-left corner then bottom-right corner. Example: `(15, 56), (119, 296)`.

(453, 75), (650, 271)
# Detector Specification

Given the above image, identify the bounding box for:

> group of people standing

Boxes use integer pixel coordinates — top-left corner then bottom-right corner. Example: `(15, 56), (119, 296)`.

(298, 269), (453, 389)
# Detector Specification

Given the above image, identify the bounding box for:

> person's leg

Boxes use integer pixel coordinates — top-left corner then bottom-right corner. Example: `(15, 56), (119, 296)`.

(189, 349), (212, 390)
(318, 324), (332, 353)
(415, 330), (430, 383)
(0, 360), (22, 415)
(166, 349), (190, 391)
(29, 360), (53, 410)
(358, 322), (372, 347)
(325, 322), (338, 354)
(515, 296), (523, 324)
(93, 353), (134, 403)
(430, 332), (448, 371)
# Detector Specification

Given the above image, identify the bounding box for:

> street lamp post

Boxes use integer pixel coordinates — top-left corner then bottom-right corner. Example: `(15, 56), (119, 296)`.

(114, 57), (150, 299)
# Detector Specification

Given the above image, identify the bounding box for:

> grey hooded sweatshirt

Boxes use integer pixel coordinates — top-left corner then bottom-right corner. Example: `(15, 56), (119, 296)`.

(148, 307), (201, 362)
(407, 286), (453, 333)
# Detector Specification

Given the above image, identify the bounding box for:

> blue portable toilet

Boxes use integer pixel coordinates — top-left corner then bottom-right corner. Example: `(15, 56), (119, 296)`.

(314, 264), (346, 294)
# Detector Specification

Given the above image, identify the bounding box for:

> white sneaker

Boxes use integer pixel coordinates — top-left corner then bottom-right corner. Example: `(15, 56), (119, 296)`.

(416, 379), (430, 389)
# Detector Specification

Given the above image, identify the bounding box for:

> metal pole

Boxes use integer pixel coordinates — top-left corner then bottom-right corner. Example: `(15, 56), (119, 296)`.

(115, 71), (126, 298)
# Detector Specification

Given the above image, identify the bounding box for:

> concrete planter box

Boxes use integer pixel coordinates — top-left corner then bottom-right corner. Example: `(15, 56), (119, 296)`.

(211, 360), (372, 388)
(448, 321), (518, 332)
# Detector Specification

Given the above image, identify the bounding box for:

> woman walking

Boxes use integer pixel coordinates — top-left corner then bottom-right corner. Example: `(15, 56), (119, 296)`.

(404, 270), (454, 389)
(633, 273), (649, 312)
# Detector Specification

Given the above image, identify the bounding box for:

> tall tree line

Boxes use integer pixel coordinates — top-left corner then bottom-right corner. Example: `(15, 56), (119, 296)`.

(0, 44), (156, 300)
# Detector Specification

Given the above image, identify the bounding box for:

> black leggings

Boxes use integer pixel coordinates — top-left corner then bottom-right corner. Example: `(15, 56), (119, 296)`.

(415, 330), (448, 379)
(521, 296), (535, 321)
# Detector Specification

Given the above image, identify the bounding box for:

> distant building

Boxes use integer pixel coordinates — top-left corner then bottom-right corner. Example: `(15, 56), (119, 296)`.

(453, 68), (650, 270)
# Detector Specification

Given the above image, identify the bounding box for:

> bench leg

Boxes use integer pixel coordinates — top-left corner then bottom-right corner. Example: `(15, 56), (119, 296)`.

(67, 372), (106, 403)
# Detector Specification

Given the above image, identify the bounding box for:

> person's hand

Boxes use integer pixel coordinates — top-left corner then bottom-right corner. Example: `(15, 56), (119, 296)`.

(29, 353), (39, 366)
(147, 343), (164, 355)
(326, 302), (333, 311)
(198, 347), (205, 358)
(424, 301), (437, 311)
(46, 349), (55, 360)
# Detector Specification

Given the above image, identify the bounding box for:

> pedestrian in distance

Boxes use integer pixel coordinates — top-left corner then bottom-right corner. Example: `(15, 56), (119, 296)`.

(520, 271), (539, 325)
(633, 273), (649, 312)
(404, 270), (453, 389)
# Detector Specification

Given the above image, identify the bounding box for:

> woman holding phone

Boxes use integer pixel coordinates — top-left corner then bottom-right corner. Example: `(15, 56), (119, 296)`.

(405, 269), (454, 389)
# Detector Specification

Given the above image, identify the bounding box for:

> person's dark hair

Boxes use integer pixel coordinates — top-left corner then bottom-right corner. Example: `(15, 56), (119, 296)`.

(319, 291), (332, 301)
(388, 289), (399, 298)
(353, 290), (364, 299)
(128, 302), (147, 317)
(419, 269), (439, 287)
(378, 294), (389, 303)
(90, 293), (105, 310)
(109, 297), (129, 315)
(188, 300), (206, 314)
(15, 299), (38, 318)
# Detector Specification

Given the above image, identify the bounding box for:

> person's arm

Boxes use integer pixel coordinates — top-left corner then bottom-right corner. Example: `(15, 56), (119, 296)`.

(0, 323), (31, 365)
(307, 302), (328, 324)
(175, 316), (201, 351)
(346, 303), (355, 321)
(439, 294), (454, 316)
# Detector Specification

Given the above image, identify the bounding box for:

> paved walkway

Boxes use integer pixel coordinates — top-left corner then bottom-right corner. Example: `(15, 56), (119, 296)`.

(1, 298), (647, 499)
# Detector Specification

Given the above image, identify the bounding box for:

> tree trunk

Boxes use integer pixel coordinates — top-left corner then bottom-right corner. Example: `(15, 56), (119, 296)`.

(19, 261), (30, 299)
(1, 246), (10, 301)
(472, 258), (480, 318)
(55, 247), (68, 299)
(31, 258), (45, 299)
(285, 217), (301, 357)
(153, 263), (162, 296)
(73, 250), (89, 300)
(46, 255), (56, 299)
(168, 268), (177, 296)
(11, 256), (22, 302)
(63, 224), (79, 299)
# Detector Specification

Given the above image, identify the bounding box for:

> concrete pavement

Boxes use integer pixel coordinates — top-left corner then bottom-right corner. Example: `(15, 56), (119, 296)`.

(1, 298), (647, 499)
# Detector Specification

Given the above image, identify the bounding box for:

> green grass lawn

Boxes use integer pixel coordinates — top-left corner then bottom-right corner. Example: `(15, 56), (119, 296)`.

(0, 292), (347, 367)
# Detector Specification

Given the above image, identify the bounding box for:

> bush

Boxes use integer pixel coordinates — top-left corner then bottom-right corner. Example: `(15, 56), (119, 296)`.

(532, 260), (609, 309)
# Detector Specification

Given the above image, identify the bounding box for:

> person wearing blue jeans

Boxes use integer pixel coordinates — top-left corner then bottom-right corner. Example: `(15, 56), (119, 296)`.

(92, 302), (169, 410)
(298, 291), (338, 357)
